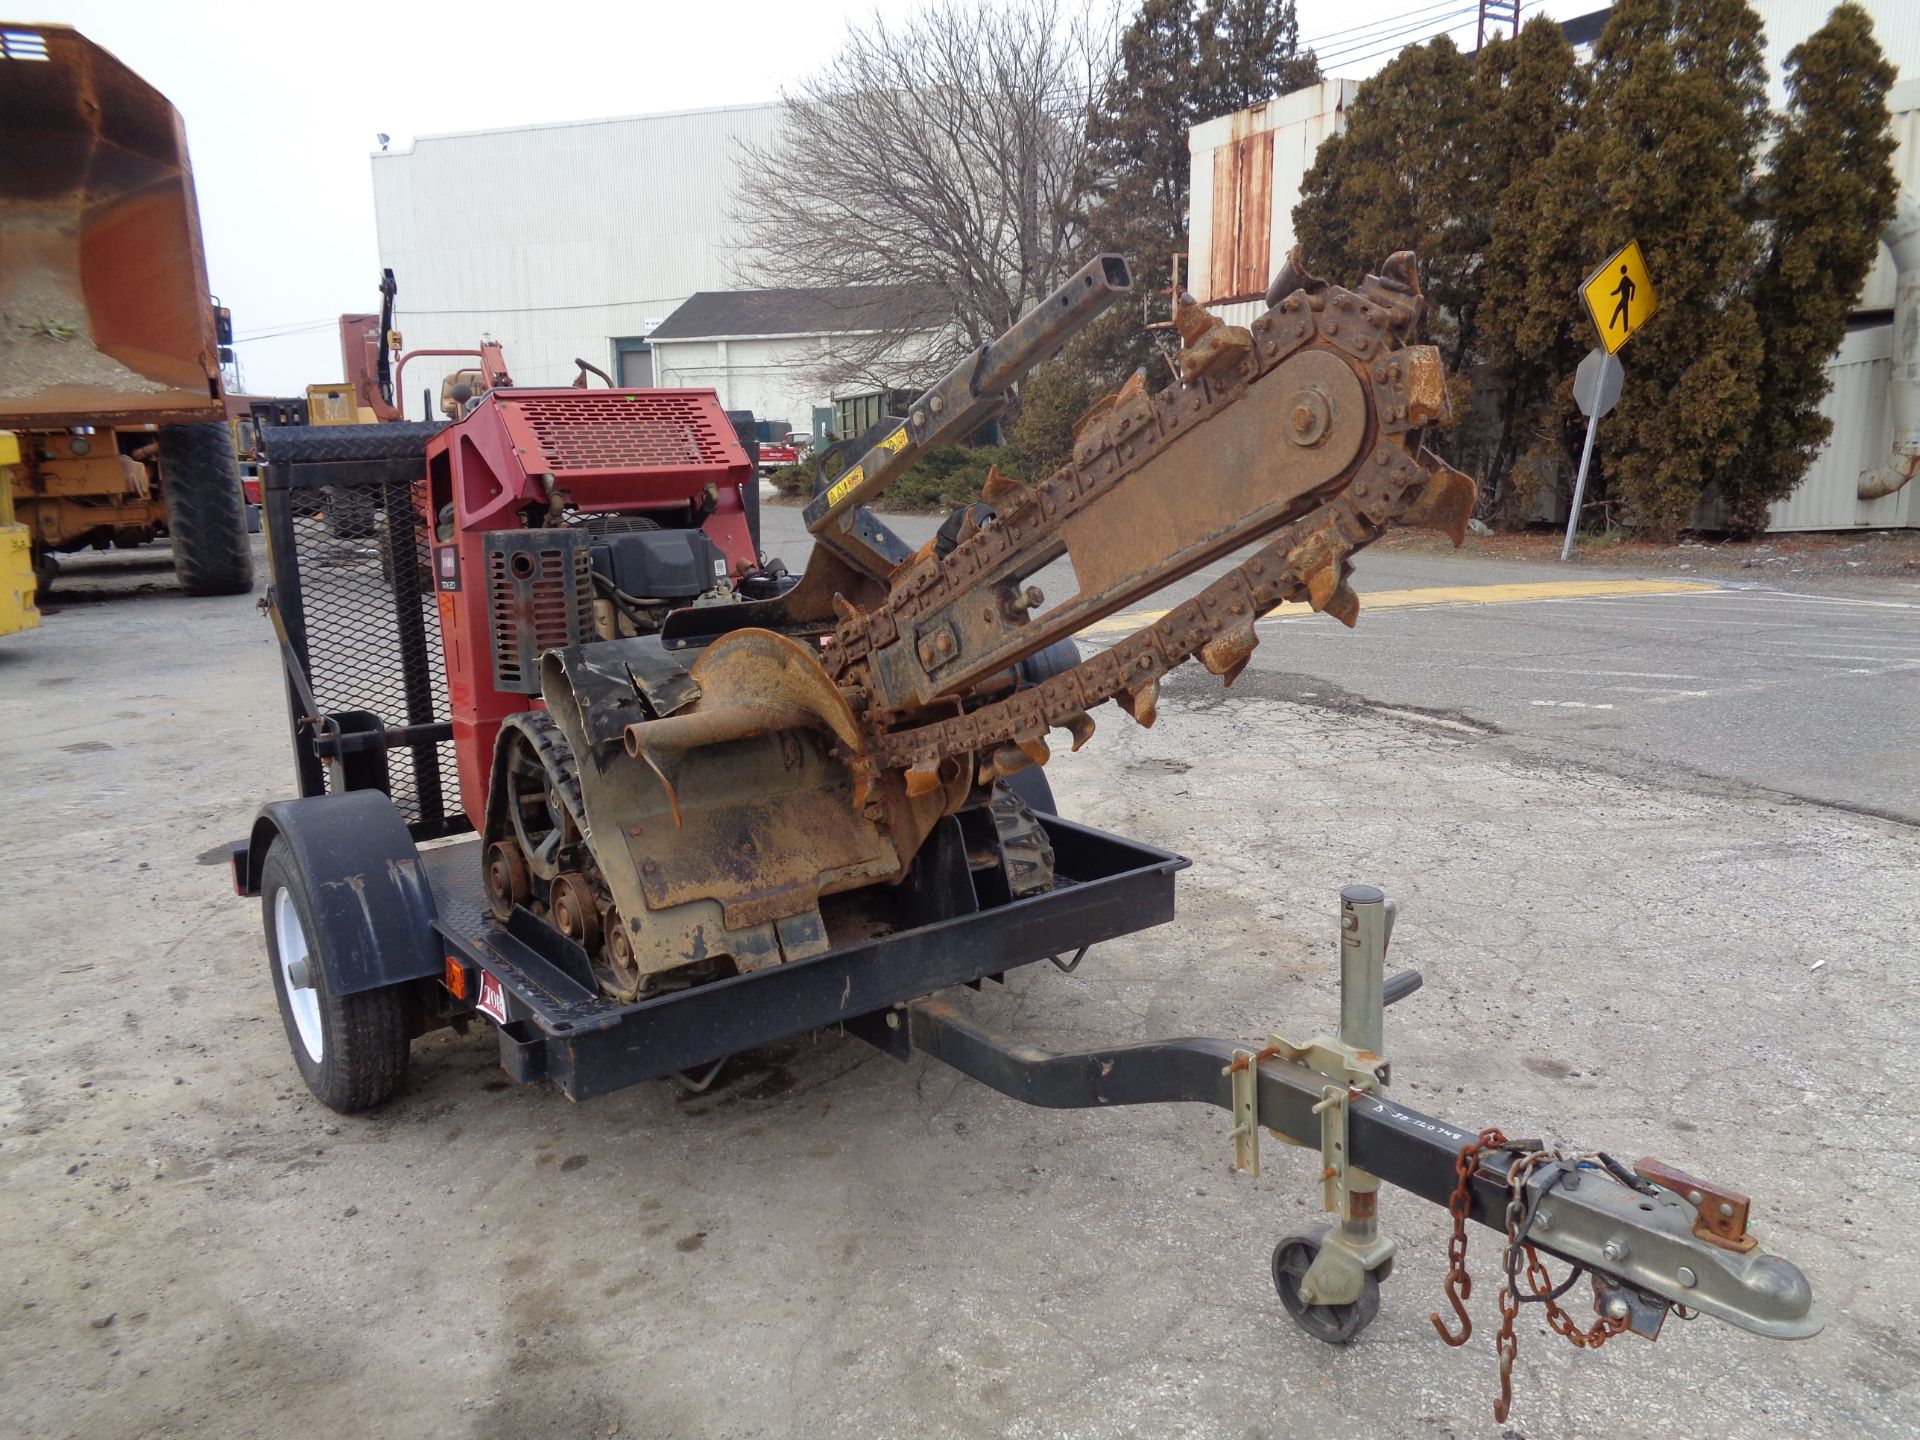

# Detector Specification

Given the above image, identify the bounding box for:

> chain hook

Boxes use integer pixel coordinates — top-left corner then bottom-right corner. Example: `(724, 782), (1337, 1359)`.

(1429, 1127), (1506, 1345)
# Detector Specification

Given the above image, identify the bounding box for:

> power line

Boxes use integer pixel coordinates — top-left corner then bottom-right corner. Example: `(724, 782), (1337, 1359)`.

(1333, 14), (1485, 68)
(236, 293), (675, 343)
(1316, 5), (1479, 61)
(235, 316), (336, 339)
(400, 296), (666, 316)
(234, 319), (340, 343)
(1301, 0), (1472, 51)
(1315, 8), (1479, 64)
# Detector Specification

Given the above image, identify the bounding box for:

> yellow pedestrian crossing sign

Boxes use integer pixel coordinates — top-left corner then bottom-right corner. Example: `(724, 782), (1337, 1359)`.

(1581, 240), (1657, 354)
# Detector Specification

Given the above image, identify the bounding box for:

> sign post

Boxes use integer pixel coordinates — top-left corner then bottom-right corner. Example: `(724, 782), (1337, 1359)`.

(1562, 350), (1620, 560)
(1562, 240), (1658, 560)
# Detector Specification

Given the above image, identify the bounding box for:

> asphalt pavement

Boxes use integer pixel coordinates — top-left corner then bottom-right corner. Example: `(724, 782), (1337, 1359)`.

(758, 503), (1920, 824)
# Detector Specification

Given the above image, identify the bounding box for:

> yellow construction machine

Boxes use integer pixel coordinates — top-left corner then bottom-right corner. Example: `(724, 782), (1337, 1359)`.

(0, 429), (36, 636)
(0, 22), (252, 595)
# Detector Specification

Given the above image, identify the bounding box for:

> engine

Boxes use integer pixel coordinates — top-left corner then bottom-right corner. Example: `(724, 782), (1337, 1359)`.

(421, 386), (766, 830)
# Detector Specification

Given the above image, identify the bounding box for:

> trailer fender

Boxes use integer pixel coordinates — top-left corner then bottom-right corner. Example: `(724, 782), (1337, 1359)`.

(239, 791), (441, 995)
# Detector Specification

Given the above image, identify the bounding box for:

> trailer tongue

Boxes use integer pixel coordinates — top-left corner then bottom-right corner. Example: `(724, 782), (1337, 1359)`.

(237, 245), (1817, 1420)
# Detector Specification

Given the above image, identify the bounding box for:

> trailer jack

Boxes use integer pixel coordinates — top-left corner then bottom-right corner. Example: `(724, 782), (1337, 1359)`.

(855, 885), (1820, 1411)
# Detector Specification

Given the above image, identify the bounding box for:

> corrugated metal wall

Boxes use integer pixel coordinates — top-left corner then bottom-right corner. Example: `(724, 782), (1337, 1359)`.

(1765, 325), (1917, 531)
(370, 103), (785, 406)
(1187, 81), (1358, 318)
(1207, 131), (1272, 304)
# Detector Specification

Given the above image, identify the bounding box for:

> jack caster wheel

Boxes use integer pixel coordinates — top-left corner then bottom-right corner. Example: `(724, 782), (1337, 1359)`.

(1272, 1231), (1381, 1345)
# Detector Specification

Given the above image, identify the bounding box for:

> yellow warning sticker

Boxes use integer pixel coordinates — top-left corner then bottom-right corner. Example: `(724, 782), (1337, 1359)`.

(825, 465), (864, 509)
(824, 426), (908, 509)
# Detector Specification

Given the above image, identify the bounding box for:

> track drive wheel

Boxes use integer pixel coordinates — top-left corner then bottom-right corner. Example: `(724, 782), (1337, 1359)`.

(260, 840), (410, 1113)
(489, 721), (584, 920)
(1271, 1230), (1381, 1345)
(484, 840), (531, 918)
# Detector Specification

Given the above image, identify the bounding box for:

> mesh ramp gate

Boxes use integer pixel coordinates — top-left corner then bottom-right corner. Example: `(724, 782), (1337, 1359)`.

(260, 421), (466, 840)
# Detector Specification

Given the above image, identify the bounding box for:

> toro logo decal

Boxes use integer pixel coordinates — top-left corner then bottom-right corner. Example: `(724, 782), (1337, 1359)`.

(476, 971), (508, 1023)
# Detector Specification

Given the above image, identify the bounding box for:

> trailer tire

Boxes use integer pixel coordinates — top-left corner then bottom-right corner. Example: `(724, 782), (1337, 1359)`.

(158, 423), (254, 595)
(260, 840), (411, 1113)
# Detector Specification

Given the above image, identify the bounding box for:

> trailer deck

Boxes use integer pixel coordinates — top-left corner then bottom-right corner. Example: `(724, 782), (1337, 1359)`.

(420, 817), (1186, 1100)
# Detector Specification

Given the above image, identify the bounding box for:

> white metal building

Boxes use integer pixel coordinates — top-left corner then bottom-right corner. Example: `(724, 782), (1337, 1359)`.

(1185, 3), (1920, 531)
(369, 103), (786, 409)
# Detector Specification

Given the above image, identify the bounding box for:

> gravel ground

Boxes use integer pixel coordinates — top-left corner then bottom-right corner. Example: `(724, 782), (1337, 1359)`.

(0, 537), (1914, 1439)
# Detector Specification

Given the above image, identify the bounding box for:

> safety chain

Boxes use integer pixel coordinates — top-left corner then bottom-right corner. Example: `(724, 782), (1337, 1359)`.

(1435, 1130), (1649, 1423)
(1431, 1127), (1509, 1347)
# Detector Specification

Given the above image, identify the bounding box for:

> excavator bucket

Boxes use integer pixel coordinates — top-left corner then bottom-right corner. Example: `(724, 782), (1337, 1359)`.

(0, 23), (224, 426)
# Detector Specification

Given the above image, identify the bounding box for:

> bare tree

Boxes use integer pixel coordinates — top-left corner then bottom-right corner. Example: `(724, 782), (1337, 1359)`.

(733, 1), (1114, 393)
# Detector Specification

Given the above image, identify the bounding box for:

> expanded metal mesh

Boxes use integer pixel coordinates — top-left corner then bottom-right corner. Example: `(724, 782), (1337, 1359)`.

(506, 392), (734, 473)
(287, 476), (454, 829)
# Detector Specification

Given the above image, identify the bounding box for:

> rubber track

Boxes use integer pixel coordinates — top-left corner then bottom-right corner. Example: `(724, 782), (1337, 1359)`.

(489, 711), (590, 884)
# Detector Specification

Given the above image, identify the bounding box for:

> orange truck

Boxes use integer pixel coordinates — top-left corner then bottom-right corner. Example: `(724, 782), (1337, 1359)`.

(0, 22), (251, 595)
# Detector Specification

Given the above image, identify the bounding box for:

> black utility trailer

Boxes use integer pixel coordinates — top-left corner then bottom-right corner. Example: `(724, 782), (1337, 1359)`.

(233, 441), (1817, 1386)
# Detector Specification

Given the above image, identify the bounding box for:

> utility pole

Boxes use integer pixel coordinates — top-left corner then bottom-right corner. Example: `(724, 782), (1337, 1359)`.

(1475, 0), (1521, 52)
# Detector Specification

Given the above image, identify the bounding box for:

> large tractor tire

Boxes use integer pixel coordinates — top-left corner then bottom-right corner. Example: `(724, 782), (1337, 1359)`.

(159, 422), (254, 595)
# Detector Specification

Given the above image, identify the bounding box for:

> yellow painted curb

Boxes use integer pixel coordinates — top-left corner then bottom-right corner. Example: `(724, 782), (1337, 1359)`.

(1078, 579), (1719, 637)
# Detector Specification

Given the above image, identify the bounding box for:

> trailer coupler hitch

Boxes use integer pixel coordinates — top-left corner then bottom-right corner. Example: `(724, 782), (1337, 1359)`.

(857, 884), (1819, 1414)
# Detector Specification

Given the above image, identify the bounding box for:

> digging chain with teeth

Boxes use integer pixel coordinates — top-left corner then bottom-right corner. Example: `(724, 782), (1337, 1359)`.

(814, 268), (1474, 782)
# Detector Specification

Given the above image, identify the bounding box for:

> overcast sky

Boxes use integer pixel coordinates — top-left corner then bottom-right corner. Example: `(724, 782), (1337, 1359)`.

(35, 0), (1597, 392)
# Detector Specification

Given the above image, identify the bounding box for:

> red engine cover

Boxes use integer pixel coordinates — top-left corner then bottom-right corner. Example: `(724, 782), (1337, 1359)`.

(424, 387), (757, 828)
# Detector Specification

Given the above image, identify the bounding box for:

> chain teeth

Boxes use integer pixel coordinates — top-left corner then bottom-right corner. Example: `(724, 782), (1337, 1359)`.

(1322, 581), (1362, 629)
(1115, 678), (1159, 728)
(1402, 455), (1479, 546)
(1200, 624), (1258, 685)
(905, 759), (942, 798)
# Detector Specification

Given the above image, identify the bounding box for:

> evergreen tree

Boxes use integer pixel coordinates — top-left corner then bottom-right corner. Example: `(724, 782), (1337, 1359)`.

(1474, 18), (1586, 517)
(1733, 3), (1897, 532)
(1083, 0), (1209, 381)
(1293, 36), (1480, 365)
(1523, 0), (1772, 537)
(1083, 0), (1316, 383)
(1196, 0), (1320, 116)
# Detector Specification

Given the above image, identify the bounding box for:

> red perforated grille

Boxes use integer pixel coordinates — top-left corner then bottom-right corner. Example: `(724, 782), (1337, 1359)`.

(504, 392), (735, 475)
